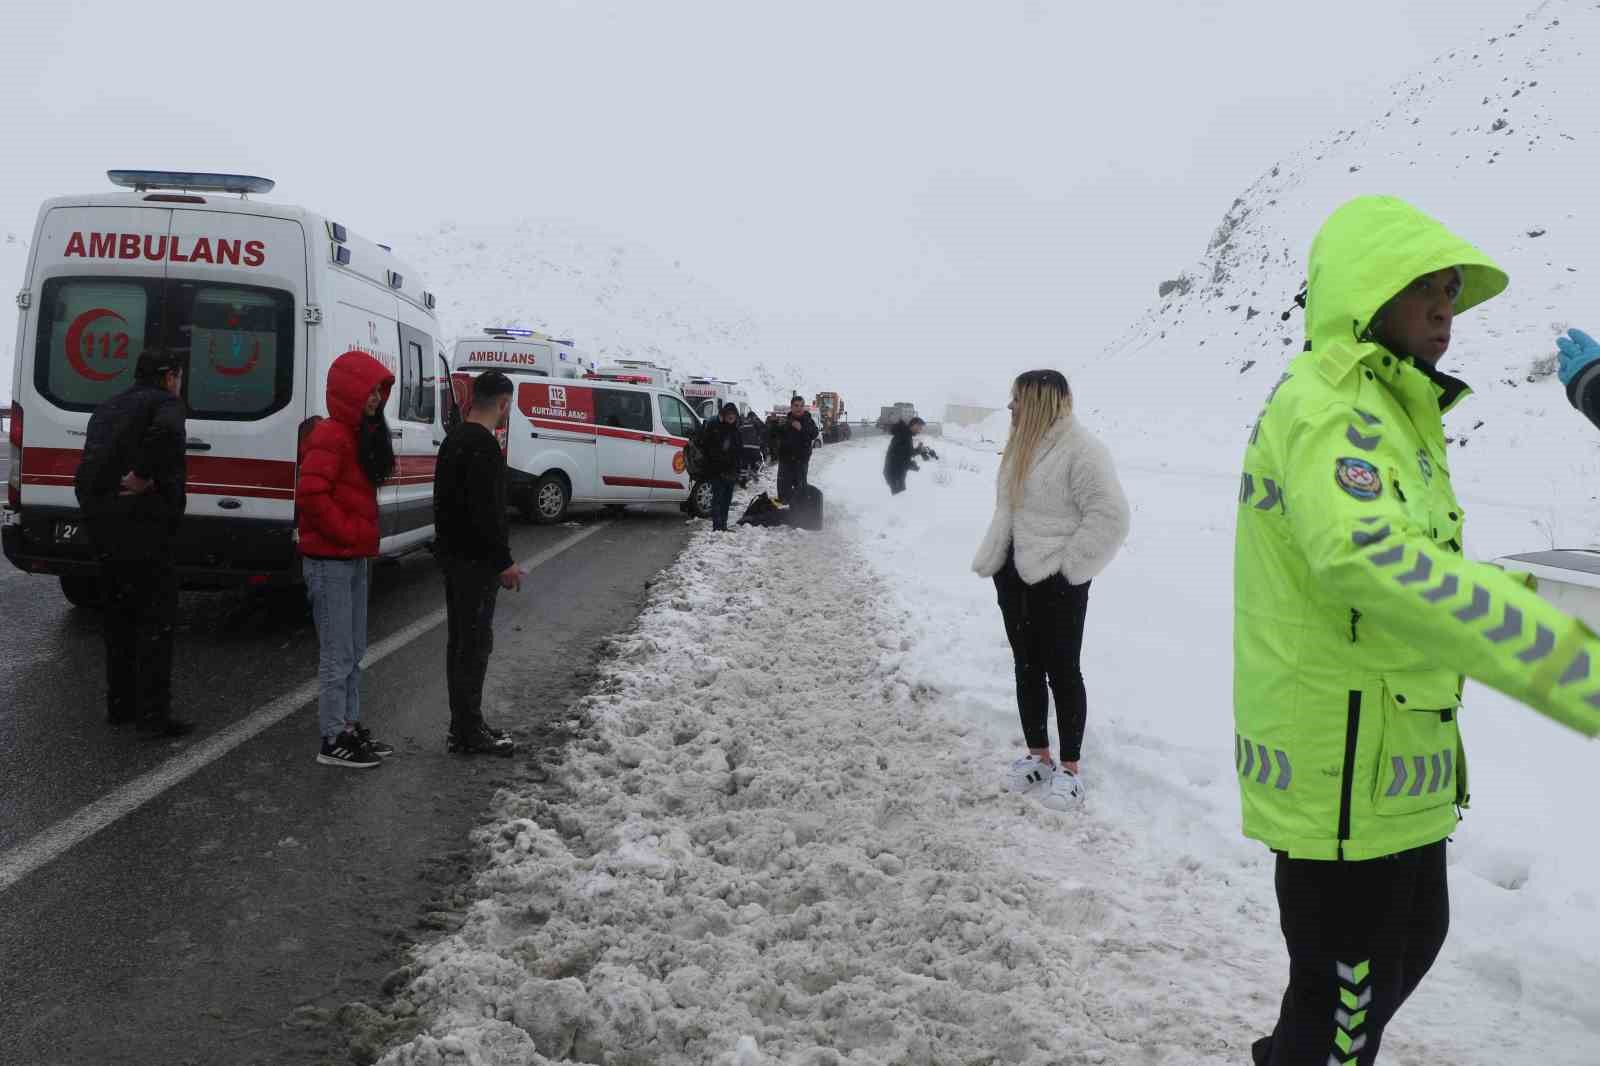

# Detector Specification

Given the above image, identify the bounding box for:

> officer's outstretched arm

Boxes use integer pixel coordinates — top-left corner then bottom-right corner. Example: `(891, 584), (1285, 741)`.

(1283, 402), (1600, 737)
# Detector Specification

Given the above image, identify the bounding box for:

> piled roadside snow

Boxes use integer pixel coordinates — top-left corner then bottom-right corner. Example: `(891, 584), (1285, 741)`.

(379, 461), (1278, 1066)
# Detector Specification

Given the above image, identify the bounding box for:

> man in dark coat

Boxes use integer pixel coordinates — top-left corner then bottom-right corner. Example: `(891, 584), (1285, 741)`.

(698, 402), (744, 531)
(884, 417), (935, 495)
(74, 348), (192, 736)
(775, 395), (819, 503)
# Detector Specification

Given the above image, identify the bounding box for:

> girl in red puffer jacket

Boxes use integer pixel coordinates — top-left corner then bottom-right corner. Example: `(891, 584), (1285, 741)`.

(296, 350), (396, 769)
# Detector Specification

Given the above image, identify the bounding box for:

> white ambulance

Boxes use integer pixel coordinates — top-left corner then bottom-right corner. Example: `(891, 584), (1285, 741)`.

(592, 359), (680, 390)
(682, 376), (753, 421)
(451, 368), (711, 523)
(3, 170), (454, 606)
(452, 327), (593, 383)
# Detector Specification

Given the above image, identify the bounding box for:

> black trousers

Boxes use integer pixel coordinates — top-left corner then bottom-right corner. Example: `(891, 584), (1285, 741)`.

(993, 558), (1090, 763)
(1253, 841), (1449, 1066)
(441, 556), (500, 735)
(776, 457), (810, 503)
(101, 555), (178, 723)
(886, 471), (907, 495)
(710, 477), (736, 531)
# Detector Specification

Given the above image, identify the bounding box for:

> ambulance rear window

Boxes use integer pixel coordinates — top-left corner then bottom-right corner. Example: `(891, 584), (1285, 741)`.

(34, 277), (295, 420)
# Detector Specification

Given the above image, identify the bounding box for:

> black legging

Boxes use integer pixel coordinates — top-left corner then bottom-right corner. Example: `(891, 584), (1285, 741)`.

(994, 555), (1091, 763)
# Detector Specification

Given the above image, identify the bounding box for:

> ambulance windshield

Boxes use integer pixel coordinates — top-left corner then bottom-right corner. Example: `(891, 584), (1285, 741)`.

(35, 277), (295, 419)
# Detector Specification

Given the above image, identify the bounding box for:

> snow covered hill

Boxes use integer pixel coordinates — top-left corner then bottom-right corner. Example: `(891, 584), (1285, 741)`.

(403, 219), (778, 410)
(1078, 0), (1600, 533)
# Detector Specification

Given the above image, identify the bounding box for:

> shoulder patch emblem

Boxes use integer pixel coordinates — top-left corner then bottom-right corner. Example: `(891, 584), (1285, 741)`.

(1336, 457), (1383, 501)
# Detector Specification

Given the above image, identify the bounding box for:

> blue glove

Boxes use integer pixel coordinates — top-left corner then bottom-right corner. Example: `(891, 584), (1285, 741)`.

(1557, 328), (1600, 385)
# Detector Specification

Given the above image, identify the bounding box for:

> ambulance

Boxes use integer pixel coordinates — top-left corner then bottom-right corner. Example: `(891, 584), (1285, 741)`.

(3, 170), (454, 606)
(682, 376), (753, 421)
(452, 327), (593, 383)
(592, 359), (680, 390)
(452, 367), (711, 523)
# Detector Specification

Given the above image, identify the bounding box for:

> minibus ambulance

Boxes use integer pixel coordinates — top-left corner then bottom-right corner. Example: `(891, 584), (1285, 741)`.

(3, 170), (453, 606)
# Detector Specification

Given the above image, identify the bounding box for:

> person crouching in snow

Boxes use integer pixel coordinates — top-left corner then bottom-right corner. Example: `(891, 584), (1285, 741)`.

(1236, 196), (1600, 1065)
(971, 370), (1129, 809)
(296, 350), (397, 769)
(883, 416), (936, 495)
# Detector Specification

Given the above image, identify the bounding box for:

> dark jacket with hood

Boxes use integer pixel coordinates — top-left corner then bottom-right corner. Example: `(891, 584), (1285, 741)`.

(75, 380), (188, 559)
(777, 410), (819, 463)
(699, 409), (745, 479)
(296, 351), (395, 559)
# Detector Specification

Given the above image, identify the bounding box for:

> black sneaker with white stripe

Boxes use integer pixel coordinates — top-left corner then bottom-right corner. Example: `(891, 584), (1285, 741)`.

(318, 733), (381, 769)
(447, 723), (515, 757)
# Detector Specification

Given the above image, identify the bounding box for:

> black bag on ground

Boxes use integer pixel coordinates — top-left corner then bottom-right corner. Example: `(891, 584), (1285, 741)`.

(790, 484), (824, 531)
(738, 492), (788, 528)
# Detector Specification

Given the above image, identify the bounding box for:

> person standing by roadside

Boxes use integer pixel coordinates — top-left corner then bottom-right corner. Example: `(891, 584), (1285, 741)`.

(433, 370), (522, 757)
(972, 370), (1130, 810)
(699, 401), (744, 531)
(884, 416), (936, 495)
(296, 350), (397, 769)
(74, 348), (193, 738)
(775, 395), (819, 503)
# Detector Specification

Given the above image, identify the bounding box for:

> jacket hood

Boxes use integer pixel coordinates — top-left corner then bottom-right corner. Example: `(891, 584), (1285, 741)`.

(326, 350), (395, 427)
(1305, 196), (1507, 384)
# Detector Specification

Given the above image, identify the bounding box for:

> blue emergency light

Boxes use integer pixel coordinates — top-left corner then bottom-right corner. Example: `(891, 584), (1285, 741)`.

(108, 170), (276, 195)
(486, 327), (535, 337)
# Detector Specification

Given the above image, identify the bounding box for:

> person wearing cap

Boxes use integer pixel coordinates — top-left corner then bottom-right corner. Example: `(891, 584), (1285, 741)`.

(74, 348), (192, 737)
(1236, 196), (1600, 1064)
(698, 401), (744, 531)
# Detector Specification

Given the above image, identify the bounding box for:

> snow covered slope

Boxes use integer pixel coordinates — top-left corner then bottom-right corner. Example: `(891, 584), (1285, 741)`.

(402, 220), (776, 409)
(1079, 0), (1600, 534)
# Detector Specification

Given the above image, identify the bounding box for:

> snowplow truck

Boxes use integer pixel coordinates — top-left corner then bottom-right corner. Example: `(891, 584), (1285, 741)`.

(816, 392), (851, 443)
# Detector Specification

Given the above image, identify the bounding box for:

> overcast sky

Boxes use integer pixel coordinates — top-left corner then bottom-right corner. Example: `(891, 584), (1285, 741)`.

(3, 0), (1499, 410)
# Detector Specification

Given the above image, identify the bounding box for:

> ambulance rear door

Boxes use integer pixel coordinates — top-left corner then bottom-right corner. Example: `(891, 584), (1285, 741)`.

(164, 209), (307, 528)
(19, 204), (176, 518)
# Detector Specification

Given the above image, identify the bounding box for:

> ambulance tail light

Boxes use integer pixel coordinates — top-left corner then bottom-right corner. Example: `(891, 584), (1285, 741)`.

(327, 222), (348, 243)
(7, 403), (22, 509)
(387, 271), (404, 290)
(331, 244), (351, 266)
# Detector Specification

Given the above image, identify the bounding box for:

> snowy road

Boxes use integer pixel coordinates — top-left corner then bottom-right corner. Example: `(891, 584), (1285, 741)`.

(0, 507), (693, 1065)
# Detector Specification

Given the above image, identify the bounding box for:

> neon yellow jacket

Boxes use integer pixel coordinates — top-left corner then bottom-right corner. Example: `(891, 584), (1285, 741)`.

(1234, 196), (1600, 861)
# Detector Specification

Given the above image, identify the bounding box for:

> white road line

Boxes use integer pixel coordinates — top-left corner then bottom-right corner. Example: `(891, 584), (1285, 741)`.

(0, 523), (609, 894)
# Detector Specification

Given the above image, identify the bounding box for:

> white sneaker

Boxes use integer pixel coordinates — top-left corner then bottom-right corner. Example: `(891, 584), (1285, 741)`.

(1042, 767), (1085, 810)
(1006, 754), (1052, 794)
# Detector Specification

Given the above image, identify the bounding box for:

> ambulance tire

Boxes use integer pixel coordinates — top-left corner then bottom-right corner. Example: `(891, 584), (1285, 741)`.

(525, 474), (571, 525)
(60, 574), (102, 609)
(690, 480), (716, 519)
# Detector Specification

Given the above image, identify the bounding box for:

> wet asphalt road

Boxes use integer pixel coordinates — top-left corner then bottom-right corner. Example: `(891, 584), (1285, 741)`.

(0, 503), (693, 1065)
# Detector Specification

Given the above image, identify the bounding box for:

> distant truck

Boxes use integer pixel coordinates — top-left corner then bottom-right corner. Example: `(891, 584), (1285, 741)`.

(877, 402), (918, 433)
(815, 392), (850, 443)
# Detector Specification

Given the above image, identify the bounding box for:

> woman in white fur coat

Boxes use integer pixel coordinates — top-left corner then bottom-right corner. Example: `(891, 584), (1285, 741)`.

(972, 370), (1130, 809)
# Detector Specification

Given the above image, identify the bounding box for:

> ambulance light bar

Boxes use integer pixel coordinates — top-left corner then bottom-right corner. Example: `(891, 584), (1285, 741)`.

(108, 170), (275, 195)
(485, 327), (536, 337)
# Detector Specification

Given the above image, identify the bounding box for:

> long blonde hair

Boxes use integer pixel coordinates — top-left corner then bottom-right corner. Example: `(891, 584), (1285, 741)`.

(1002, 370), (1073, 504)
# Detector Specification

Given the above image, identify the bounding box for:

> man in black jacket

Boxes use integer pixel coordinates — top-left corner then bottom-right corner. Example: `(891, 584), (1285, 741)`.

(884, 417), (936, 495)
(74, 349), (192, 736)
(700, 402), (744, 531)
(776, 395), (819, 503)
(432, 370), (522, 756)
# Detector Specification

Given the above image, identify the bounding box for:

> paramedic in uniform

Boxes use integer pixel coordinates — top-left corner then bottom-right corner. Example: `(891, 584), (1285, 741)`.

(1234, 196), (1600, 1065)
(74, 348), (194, 737)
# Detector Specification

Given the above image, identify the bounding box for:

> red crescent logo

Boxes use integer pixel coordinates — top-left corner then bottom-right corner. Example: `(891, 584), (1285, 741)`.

(209, 340), (260, 378)
(64, 308), (129, 382)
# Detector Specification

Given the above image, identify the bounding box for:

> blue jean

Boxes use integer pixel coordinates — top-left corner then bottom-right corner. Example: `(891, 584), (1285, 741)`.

(711, 477), (736, 531)
(304, 557), (369, 739)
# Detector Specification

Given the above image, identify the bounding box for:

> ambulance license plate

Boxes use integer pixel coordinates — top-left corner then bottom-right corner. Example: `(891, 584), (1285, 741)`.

(54, 520), (87, 545)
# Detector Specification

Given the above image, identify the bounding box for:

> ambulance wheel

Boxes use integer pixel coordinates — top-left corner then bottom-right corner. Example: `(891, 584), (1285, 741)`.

(526, 474), (570, 524)
(690, 480), (715, 519)
(60, 575), (102, 609)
